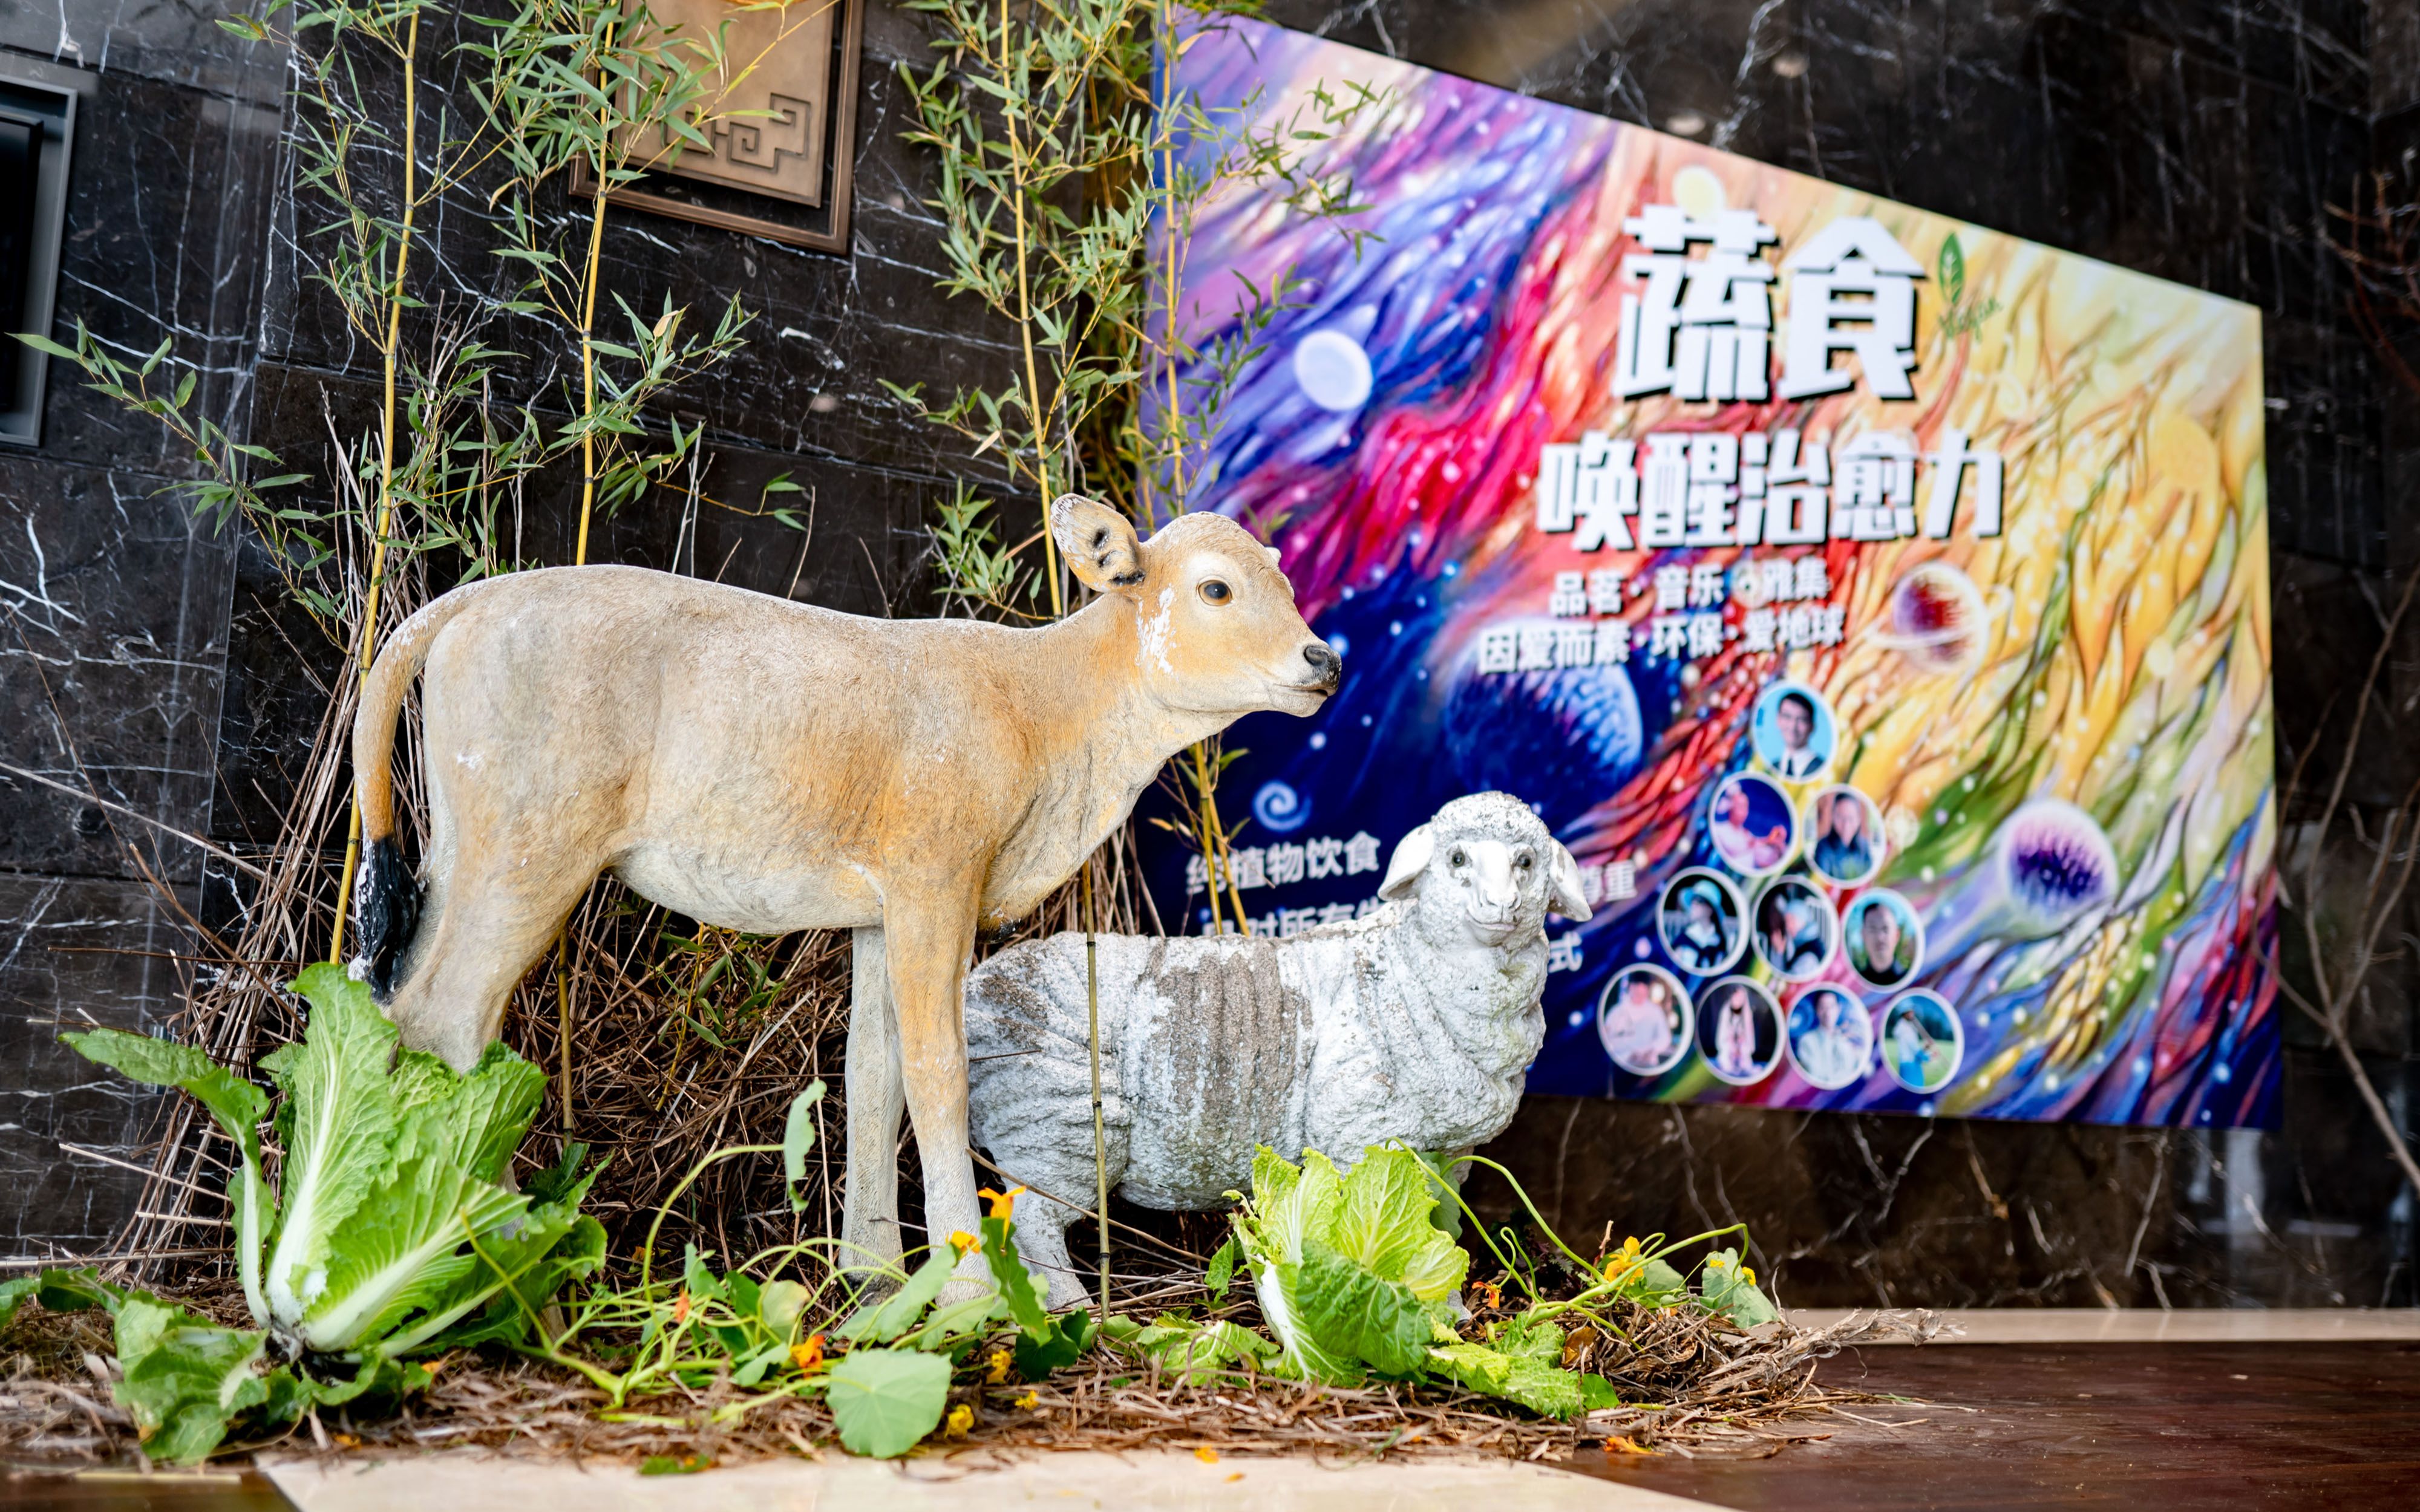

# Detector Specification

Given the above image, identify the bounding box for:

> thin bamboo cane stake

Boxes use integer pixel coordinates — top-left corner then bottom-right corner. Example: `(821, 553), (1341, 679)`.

(327, 8), (423, 964)
(1082, 859), (1109, 1316)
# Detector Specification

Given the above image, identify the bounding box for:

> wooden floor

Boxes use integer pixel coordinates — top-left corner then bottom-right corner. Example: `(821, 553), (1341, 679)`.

(8, 1343), (2417, 1510)
(1578, 1341), (2420, 1510)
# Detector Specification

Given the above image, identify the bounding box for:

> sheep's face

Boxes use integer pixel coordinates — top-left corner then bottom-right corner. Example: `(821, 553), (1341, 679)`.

(1433, 835), (1548, 946)
(1378, 793), (1591, 952)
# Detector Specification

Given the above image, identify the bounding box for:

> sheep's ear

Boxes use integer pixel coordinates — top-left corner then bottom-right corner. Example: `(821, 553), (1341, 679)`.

(1378, 824), (1434, 901)
(1546, 839), (1592, 922)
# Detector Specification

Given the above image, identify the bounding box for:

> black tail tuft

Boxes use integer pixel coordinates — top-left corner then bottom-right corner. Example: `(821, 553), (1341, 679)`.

(357, 837), (422, 998)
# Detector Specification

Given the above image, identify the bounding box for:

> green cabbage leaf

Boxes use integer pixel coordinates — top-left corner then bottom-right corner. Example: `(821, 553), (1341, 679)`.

(1229, 1144), (1467, 1384)
(34, 965), (597, 1460)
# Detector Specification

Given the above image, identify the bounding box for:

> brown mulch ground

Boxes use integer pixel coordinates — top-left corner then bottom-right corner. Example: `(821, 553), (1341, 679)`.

(1, 1285), (1941, 1473)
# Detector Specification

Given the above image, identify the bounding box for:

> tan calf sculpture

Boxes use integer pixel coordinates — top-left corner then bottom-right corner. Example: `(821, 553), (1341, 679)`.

(348, 497), (1338, 1283)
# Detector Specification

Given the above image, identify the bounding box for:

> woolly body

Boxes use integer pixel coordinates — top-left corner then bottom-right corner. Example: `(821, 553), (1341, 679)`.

(965, 792), (1587, 1306)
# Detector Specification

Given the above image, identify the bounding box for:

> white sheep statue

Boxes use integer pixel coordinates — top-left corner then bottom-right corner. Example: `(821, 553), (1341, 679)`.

(963, 792), (1590, 1308)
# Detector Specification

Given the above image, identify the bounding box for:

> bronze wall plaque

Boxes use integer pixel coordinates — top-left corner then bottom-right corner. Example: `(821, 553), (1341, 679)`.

(579, 0), (859, 252)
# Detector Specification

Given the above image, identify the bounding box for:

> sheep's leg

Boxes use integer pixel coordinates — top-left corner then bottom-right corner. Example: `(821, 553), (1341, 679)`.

(1004, 1181), (1093, 1313)
(840, 926), (906, 1277)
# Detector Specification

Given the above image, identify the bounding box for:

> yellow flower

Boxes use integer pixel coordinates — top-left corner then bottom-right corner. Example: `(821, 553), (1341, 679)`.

(1740, 1265), (1757, 1285)
(949, 1230), (981, 1255)
(979, 1185), (1027, 1222)
(1604, 1236), (1645, 1285)
(1195, 1447), (1220, 1464)
(985, 1347), (1012, 1384)
(943, 1403), (974, 1438)
(1013, 1390), (1038, 1410)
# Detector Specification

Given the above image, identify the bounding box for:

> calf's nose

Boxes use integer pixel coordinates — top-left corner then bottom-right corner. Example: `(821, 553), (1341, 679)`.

(1301, 642), (1342, 688)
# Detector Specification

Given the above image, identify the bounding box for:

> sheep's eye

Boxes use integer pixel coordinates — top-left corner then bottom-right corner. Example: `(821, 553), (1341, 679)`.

(1199, 579), (1232, 604)
(1450, 848), (1467, 867)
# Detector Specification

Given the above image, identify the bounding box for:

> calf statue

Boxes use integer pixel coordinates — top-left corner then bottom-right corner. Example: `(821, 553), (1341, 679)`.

(348, 497), (1338, 1284)
(963, 792), (1589, 1308)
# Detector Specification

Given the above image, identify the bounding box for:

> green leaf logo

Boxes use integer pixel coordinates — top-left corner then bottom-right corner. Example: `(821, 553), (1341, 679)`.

(1938, 233), (1967, 308)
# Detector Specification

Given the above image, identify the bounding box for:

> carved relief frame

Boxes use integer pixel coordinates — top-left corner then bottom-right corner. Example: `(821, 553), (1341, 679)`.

(573, 0), (861, 252)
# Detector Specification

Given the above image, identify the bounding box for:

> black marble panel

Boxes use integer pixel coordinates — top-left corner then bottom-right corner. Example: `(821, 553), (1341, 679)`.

(27, 62), (280, 484)
(0, 1), (286, 103)
(0, 452), (235, 887)
(0, 873), (192, 1256)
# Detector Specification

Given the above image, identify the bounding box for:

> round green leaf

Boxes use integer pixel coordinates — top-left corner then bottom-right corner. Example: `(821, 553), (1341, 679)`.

(825, 1346), (951, 1458)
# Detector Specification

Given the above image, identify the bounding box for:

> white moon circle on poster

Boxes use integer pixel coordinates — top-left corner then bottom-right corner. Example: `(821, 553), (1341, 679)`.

(1292, 330), (1374, 412)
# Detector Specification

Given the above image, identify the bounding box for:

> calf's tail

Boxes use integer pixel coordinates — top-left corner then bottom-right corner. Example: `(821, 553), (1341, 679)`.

(349, 579), (495, 996)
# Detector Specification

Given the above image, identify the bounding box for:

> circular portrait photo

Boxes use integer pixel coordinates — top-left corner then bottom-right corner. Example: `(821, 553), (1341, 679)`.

(1805, 786), (1885, 886)
(1695, 977), (1784, 1086)
(1598, 964), (1693, 1077)
(1882, 990), (1964, 1094)
(1786, 985), (1876, 1090)
(1750, 680), (1838, 783)
(1751, 877), (1838, 980)
(1842, 888), (1924, 989)
(1707, 772), (1796, 877)
(1658, 868), (1746, 976)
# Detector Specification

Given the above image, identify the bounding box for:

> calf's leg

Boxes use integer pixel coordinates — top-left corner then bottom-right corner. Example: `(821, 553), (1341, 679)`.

(385, 850), (595, 1072)
(882, 899), (989, 1295)
(839, 926), (906, 1273)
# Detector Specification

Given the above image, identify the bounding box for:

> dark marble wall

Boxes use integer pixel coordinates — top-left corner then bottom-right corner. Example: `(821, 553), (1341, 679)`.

(0, 11), (280, 1255)
(5, 0), (2417, 1305)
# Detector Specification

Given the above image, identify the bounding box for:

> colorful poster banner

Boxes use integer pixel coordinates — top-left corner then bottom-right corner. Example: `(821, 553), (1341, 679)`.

(1142, 19), (2277, 1127)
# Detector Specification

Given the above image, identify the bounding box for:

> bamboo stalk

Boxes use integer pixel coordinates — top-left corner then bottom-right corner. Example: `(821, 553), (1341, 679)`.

(327, 8), (424, 965)
(574, 142), (612, 568)
(999, 0), (1064, 614)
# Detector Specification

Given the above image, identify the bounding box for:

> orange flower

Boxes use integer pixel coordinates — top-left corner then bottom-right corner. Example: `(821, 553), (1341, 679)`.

(790, 1334), (827, 1374)
(978, 1185), (1028, 1222)
(672, 1289), (692, 1325)
(950, 1230), (981, 1256)
(1195, 1447), (1220, 1464)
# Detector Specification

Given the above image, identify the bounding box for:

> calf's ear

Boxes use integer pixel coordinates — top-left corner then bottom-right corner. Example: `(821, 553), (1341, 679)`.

(1378, 824), (1434, 902)
(1050, 494), (1145, 592)
(1546, 839), (1592, 922)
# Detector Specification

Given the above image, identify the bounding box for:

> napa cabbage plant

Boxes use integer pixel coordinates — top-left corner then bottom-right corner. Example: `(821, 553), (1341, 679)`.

(4, 964), (602, 1459)
(1221, 1144), (1779, 1419)
(1229, 1145), (1468, 1382)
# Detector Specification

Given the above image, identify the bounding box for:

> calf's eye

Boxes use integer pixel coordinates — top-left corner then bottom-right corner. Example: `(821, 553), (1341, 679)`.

(1199, 579), (1232, 604)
